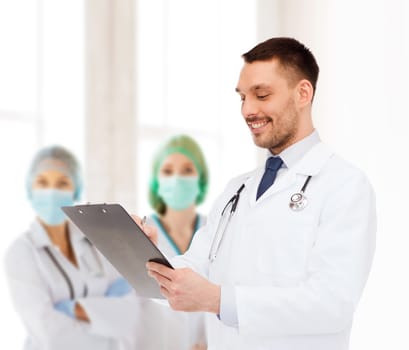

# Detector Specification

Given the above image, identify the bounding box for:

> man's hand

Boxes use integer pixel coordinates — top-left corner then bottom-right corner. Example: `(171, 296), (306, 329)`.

(147, 262), (221, 314)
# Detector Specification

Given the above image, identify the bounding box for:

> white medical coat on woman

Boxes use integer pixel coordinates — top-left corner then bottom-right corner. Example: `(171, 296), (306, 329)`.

(4, 220), (141, 350)
(173, 141), (376, 350)
(131, 214), (207, 350)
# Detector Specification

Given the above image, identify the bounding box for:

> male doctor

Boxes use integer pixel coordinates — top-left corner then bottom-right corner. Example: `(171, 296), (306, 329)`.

(147, 37), (376, 350)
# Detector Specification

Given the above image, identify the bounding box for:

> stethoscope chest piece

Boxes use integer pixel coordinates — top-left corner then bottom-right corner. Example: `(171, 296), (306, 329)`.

(289, 175), (312, 211)
(289, 192), (308, 211)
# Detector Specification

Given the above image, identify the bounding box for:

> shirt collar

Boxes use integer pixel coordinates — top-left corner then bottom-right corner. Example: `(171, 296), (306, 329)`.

(28, 220), (85, 249)
(267, 129), (321, 169)
(27, 221), (51, 248)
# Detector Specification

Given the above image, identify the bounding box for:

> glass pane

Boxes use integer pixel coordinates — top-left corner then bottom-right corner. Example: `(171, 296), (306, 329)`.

(165, 0), (257, 131)
(165, 0), (220, 132)
(40, 0), (85, 163)
(136, 0), (166, 127)
(0, 0), (39, 113)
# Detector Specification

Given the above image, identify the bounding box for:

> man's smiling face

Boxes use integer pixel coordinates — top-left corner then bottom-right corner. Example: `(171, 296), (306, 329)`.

(236, 58), (302, 155)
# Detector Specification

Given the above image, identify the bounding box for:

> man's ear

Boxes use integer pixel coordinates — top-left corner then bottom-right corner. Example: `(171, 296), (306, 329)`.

(296, 79), (314, 107)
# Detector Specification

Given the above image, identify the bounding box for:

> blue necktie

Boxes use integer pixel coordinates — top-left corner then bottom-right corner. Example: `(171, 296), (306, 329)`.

(256, 157), (283, 200)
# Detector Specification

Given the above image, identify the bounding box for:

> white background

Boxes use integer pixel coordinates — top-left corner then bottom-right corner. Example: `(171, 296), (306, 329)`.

(0, 0), (408, 349)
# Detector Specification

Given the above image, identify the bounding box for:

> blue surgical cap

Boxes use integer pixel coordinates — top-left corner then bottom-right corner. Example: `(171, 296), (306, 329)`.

(26, 145), (83, 201)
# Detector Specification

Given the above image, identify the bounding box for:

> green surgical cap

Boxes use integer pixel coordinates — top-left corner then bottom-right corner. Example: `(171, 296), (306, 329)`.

(26, 145), (83, 201)
(149, 135), (209, 214)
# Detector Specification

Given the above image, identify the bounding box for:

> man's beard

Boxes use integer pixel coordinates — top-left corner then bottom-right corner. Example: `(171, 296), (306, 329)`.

(252, 99), (299, 153)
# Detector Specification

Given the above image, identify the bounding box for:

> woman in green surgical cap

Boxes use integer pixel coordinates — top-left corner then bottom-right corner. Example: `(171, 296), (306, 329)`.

(137, 135), (208, 350)
(149, 134), (209, 257)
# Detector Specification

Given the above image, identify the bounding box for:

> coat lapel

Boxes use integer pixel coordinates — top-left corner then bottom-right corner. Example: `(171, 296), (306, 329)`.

(251, 142), (334, 203)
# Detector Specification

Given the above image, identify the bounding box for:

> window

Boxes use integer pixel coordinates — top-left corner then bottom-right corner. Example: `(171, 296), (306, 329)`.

(0, 1), (84, 346)
(136, 0), (258, 215)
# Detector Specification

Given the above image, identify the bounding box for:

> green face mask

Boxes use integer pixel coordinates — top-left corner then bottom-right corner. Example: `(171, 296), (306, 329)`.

(158, 175), (200, 211)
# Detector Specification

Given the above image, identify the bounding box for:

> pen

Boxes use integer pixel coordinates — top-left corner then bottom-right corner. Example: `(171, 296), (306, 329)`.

(141, 215), (147, 229)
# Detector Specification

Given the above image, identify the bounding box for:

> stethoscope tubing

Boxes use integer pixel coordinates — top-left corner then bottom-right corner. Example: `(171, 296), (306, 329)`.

(44, 239), (104, 299)
(209, 175), (312, 261)
(209, 184), (245, 261)
(300, 175), (312, 193)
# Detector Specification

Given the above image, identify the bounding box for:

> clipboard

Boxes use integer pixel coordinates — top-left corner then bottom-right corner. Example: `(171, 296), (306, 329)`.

(62, 203), (173, 299)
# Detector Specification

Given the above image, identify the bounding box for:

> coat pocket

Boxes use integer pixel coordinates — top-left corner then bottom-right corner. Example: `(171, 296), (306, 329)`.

(254, 211), (317, 285)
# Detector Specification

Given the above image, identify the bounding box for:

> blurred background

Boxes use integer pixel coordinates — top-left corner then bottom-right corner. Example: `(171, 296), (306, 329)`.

(0, 0), (408, 348)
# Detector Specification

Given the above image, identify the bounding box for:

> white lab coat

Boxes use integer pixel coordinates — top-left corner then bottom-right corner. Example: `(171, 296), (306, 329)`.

(174, 142), (376, 350)
(4, 220), (141, 350)
(131, 215), (207, 350)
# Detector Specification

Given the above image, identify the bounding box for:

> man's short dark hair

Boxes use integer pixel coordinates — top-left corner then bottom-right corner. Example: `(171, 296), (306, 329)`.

(242, 37), (319, 97)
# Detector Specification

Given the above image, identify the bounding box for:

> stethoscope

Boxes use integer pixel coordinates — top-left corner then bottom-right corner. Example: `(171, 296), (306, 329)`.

(208, 175), (312, 262)
(43, 238), (105, 298)
(289, 175), (312, 211)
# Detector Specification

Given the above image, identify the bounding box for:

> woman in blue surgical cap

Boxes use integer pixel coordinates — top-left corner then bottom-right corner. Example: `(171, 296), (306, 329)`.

(134, 135), (208, 350)
(4, 145), (140, 350)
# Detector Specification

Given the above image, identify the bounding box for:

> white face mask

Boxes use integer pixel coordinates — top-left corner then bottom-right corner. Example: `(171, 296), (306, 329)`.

(158, 175), (200, 210)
